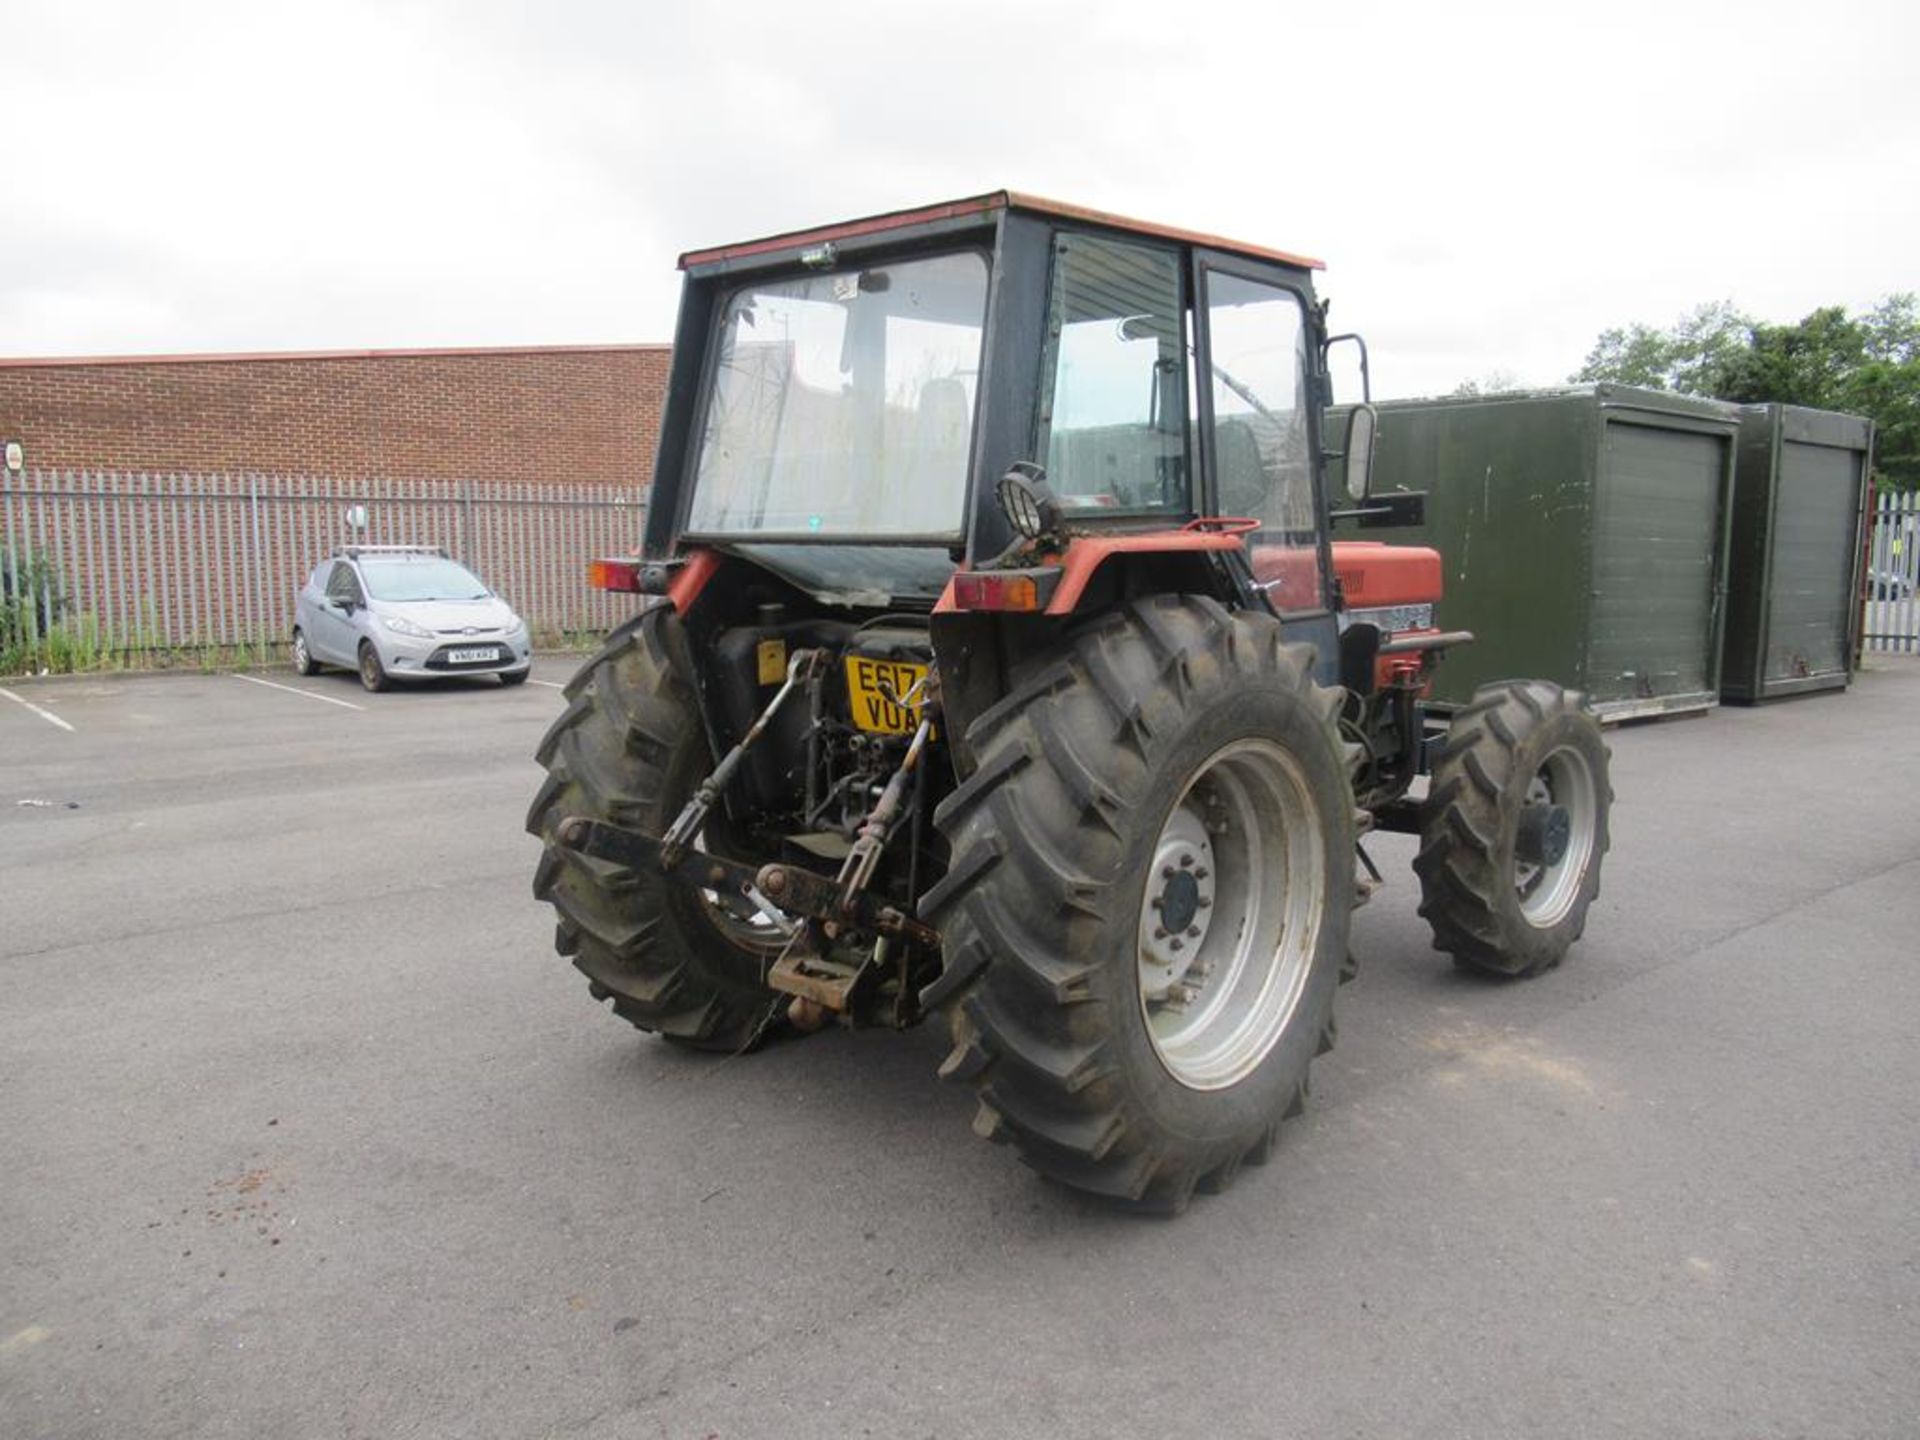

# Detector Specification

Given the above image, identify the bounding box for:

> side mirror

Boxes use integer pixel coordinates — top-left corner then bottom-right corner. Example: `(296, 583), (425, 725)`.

(1345, 403), (1377, 502)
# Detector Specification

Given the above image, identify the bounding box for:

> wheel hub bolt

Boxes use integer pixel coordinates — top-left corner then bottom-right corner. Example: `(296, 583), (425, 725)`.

(1186, 926), (1201, 938)
(1169, 938), (1184, 952)
(1179, 854), (1194, 868)
(1197, 896), (1212, 909)
(1194, 867), (1210, 880)
(1154, 926), (1168, 940)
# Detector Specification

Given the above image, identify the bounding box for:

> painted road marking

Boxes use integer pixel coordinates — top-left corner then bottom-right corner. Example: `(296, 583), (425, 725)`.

(528, 679), (566, 690)
(232, 674), (366, 712)
(0, 687), (76, 733)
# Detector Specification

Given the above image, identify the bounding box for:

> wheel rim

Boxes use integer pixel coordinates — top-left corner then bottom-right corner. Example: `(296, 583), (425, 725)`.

(1514, 744), (1598, 927)
(1136, 738), (1327, 1091)
(361, 648), (378, 685)
(293, 633), (308, 669)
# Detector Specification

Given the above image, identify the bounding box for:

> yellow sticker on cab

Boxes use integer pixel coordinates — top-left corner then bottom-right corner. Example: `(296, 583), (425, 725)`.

(844, 656), (927, 736)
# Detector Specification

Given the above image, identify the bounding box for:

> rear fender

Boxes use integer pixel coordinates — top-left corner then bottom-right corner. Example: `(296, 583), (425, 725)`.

(930, 531), (1249, 773)
(935, 529), (1245, 617)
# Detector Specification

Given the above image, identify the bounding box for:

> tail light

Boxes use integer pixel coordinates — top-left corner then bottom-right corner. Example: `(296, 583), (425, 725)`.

(588, 559), (645, 593)
(948, 567), (1061, 612)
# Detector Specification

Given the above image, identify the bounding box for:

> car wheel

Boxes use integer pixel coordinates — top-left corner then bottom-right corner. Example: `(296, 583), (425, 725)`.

(358, 641), (391, 693)
(291, 628), (317, 676)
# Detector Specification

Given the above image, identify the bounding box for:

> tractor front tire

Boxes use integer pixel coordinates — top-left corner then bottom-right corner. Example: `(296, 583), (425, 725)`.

(527, 607), (785, 1052)
(922, 595), (1356, 1214)
(1415, 680), (1612, 978)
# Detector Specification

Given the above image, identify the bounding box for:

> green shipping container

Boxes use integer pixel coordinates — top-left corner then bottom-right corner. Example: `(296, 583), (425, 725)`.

(1719, 404), (1873, 702)
(1358, 385), (1739, 720)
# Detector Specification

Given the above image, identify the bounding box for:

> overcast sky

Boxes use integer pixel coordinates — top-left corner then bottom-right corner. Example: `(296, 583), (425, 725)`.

(4, 0), (1914, 398)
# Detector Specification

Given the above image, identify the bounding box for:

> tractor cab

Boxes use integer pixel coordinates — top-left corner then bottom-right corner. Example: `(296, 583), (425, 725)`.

(611, 193), (1392, 665)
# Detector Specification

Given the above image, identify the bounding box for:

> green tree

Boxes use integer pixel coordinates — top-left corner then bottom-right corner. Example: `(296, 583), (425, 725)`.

(1572, 295), (1920, 491)
(1572, 300), (1754, 393)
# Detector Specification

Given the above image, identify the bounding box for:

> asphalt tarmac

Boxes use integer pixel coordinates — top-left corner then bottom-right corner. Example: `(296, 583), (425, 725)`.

(3, 655), (1917, 1439)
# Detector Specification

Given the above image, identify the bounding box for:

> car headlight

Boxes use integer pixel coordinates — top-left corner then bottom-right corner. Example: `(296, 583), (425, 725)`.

(382, 615), (434, 639)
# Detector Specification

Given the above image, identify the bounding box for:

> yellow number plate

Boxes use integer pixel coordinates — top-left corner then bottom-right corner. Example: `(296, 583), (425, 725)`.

(844, 656), (927, 736)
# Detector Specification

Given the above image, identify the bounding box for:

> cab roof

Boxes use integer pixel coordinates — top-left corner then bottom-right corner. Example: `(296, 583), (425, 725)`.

(677, 190), (1325, 274)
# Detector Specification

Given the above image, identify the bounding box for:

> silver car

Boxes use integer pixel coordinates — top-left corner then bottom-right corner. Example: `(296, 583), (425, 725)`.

(291, 546), (532, 691)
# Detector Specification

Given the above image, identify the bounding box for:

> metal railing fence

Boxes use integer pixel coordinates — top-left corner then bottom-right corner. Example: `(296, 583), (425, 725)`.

(1865, 489), (1919, 655)
(0, 470), (646, 672)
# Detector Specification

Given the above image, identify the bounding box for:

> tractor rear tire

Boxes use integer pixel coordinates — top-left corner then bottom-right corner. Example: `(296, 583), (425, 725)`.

(527, 607), (786, 1052)
(922, 595), (1356, 1214)
(1415, 680), (1611, 978)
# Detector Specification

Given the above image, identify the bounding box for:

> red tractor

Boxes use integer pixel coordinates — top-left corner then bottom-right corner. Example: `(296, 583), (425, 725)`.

(530, 193), (1610, 1213)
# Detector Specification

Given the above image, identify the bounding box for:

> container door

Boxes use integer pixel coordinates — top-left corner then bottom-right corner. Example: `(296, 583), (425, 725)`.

(1588, 423), (1726, 707)
(1764, 441), (1859, 686)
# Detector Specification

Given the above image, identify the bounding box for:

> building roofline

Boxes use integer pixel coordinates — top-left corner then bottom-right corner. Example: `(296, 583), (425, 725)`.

(0, 342), (671, 370)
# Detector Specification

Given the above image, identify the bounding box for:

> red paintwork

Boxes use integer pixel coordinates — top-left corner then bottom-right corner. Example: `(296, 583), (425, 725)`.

(1003, 193), (1324, 271)
(679, 191), (1324, 273)
(667, 547), (723, 612)
(941, 532), (1445, 619)
(935, 530), (1247, 616)
(1327, 542), (1446, 691)
(1329, 541), (1443, 608)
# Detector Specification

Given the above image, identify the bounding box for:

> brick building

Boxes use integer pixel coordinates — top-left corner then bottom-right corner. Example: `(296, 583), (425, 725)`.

(0, 343), (671, 486)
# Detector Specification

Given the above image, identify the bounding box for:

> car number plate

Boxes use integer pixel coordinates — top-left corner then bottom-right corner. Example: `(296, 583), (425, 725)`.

(844, 657), (927, 736)
(448, 646), (501, 664)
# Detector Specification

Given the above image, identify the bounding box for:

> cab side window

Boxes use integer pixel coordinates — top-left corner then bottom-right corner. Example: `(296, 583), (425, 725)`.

(1036, 233), (1189, 514)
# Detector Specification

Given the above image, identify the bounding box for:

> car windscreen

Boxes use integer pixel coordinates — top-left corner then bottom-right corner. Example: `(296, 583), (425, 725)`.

(359, 558), (489, 602)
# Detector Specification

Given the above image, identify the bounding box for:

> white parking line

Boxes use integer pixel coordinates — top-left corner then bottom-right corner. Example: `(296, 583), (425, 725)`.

(528, 679), (566, 690)
(232, 673), (366, 711)
(0, 686), (76, 733)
